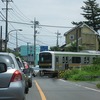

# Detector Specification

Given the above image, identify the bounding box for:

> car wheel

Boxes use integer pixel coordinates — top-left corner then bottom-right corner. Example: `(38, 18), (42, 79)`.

(32, 73), (36, 77)
(25, 82), (29, 94)
(28, 81), (32, 88)
(25, 86), (29, 94)
(23, 96), (26, 100)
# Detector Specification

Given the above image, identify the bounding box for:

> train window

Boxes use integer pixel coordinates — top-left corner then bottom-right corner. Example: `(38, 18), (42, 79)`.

(84, 57), (90, 64)
(84, 57), (87, 64)
(55, 57), (59, 62)
(66, 57), (68, 63)
(72, 57), (81, 63)
(87, 57), (90, 64)
(62, 57), (65, 63)
(39, 53), (52, 63)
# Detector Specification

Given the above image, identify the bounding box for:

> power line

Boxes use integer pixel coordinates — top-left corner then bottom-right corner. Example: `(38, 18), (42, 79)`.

(0, 20), (73, 28)
(0, 19), (32, 25)
(12, 2), (31, 21)
(8, 41), (16, 45)
(9, 3), (29, 22)
(39, 24), (73, 28)
(9, 34), (28, 43)
(0, 11), (6, 20)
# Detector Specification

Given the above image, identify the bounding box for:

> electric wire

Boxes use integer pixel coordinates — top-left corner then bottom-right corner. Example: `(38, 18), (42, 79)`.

(0, 0), (68, 48)
(0, 11), (33, 45)
(9, 34), (28, 43)
(0, 11), (5, 20)
(9, 3), (29, 22)
(12, 2), (32, 21)
(0, 19), (73, 28)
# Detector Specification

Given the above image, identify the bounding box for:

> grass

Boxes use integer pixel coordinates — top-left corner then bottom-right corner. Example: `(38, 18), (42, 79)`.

(96, 83), (100, 89)
(58, 65), (100, 89)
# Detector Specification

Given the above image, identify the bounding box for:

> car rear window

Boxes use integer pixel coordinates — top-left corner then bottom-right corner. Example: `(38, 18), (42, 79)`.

(0, 55), (15, 69)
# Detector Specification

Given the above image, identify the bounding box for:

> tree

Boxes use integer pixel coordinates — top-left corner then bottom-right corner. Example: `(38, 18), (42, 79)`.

(72, 0), (100, 32)
(50, 46), (61, 51)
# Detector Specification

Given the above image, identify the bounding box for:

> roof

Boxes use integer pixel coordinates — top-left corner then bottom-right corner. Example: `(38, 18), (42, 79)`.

(64, 23), (98, 36)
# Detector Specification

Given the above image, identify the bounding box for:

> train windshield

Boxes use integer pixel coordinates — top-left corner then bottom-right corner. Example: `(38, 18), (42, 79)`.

(39, 53), (52, 68)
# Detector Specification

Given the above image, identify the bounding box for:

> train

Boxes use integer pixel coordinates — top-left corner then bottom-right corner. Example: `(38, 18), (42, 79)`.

(38, 51), (100, 77)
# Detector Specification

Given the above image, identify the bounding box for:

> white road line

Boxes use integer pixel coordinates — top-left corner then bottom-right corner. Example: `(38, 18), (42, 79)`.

(59, 79), (100, 93)
(83, 86), (100, 93)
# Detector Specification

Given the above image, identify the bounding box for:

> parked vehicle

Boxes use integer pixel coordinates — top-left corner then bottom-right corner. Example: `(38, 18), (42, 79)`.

(0, 52), (26, 100)
(23, 61), (32, 88)
(32, 65), (40, 76)
(16, 57), (29, 92)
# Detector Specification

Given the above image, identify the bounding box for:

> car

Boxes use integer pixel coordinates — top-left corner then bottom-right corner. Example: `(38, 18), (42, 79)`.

(16, 57), (29, 92)
(0, 52), (27, 100)
(23, 61), (33, 88)
(32, 65), (40, 77)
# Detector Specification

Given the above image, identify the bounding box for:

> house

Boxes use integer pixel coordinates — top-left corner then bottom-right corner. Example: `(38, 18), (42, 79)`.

(64, 23), (99, 51)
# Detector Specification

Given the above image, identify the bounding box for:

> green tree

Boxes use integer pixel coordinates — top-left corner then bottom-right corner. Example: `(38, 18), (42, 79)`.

(72, 0), (100, 32)
(50, 46), (61, 51)
(63, 43), (83, 52)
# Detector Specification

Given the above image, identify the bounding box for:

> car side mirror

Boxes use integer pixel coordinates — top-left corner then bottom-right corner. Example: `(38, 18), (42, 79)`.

(0, 63), (7, 73)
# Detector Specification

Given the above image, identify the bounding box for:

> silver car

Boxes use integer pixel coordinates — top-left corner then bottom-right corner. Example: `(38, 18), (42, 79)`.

(0, 52), (26, 100)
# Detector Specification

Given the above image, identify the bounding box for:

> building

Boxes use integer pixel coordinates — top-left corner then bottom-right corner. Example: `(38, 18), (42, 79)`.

(19, 45), (48, 65)
(64, 23), (99, 51)
(19, 45), (40, 65)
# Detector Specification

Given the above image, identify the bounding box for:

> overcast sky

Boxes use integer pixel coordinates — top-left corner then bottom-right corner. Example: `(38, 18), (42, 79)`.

(0, 0), (100, 49)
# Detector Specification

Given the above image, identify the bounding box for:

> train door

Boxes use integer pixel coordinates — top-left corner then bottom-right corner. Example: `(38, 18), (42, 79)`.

(83, 56), (90, 65)
(62, 56), (69, 70)
(55, 56), (60, 70)
(55, 55), (65, 70)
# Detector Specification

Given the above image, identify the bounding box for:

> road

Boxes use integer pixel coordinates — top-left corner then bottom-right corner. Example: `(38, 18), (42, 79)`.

(26, 76), (100, 100)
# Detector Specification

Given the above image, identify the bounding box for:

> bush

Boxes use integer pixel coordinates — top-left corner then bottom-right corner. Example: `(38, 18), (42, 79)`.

(96, 83), (100, 89)
(70, 71), (93, 81)
(93, 58), (100, 65)
(59, 70), (72, 80)
(82, 65), (100, 72)
(59, 67), (100, 81)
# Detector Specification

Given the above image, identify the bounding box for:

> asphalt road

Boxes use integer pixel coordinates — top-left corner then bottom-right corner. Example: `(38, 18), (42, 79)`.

(26, 76), (100, 100)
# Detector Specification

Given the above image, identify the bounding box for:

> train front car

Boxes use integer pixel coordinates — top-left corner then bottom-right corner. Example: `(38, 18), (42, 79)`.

(39, 52), (52, 69)
(39, 51), (58, 77)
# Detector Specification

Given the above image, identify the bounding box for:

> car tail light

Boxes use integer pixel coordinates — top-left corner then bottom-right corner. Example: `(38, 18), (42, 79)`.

(10, 70), (22, 82)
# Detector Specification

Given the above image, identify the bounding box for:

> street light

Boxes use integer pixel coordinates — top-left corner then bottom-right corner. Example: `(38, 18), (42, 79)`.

(7, 29), (22, 50)
(7, 29), (22, 41)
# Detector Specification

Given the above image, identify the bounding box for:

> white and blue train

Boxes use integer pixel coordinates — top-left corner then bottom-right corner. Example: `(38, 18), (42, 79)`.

(39, 51), (100, 77)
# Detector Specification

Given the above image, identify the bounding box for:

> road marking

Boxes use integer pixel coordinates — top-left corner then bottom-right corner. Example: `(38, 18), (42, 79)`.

(34, 80), (46, 100)
(83, 86), (100, 92)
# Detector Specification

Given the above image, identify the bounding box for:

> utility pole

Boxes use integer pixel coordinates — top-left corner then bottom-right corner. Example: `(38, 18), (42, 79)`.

(0, 26), (2, 52)
(2, 0), (12, 51)
(16, 31), (18, 51)
(76, 27), (82, 52)
(27, 42), (29, 62)
(55, 31), (61, 47)
(33, 18), (39, 67)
